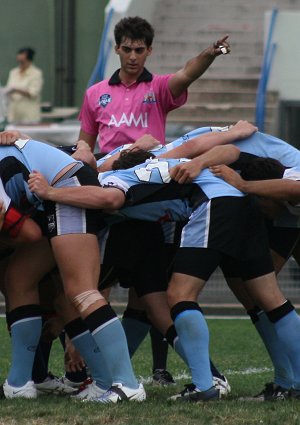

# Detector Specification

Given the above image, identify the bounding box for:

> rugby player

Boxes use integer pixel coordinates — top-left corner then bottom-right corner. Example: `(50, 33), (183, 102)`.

(27, 143), (300, 402)
(0, 138), (145, 402)
(161, 127), (300, 399)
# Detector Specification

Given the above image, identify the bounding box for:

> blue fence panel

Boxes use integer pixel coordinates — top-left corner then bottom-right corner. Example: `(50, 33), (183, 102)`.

(87, 7), (114, 88)
(255, 8), (278, 131)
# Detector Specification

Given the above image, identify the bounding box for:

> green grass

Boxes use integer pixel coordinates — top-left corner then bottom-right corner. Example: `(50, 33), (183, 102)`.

(0, 317), (300, 425)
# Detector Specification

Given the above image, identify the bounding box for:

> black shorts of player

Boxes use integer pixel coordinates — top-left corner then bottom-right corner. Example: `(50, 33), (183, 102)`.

(31, 210), (49, 236)
(221, 221), (300, 278)
(43, 165), (104, 238)
(265, 219), (300, 259)
(163, 222), (186, 279)
(173, 196), (274, 281)
(99, 220), (169, 297)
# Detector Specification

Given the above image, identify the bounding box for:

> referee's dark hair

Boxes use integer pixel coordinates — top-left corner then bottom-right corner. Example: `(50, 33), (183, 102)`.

(114, 16), (155, 47)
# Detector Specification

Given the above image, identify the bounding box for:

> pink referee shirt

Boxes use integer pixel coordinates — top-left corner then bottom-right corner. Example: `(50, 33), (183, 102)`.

(79, 68), (187, 153)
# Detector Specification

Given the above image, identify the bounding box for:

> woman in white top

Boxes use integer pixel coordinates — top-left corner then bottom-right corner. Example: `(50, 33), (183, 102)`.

(6, 47), (43, 123)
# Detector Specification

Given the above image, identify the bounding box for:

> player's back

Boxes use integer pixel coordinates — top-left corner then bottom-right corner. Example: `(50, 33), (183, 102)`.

(100, 158), (244, 223)
(235, 132), (300, 168)
(0, 139), (79, 184)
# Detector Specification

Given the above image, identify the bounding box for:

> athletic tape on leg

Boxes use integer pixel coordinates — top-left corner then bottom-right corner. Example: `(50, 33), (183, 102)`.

(72, 290), (104, 313)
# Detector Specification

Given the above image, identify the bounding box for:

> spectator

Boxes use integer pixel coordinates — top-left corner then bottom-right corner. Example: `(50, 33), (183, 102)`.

(6, 47), (43, 123)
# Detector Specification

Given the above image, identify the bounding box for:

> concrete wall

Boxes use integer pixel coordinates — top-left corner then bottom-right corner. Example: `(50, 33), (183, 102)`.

(75, 0), (107, 105)
(0, 0), (107, 107)
(267, 11), (300, 100)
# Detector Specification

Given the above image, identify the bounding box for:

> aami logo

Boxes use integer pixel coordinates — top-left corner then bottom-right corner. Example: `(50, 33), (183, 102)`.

(108, 112), (148, 128)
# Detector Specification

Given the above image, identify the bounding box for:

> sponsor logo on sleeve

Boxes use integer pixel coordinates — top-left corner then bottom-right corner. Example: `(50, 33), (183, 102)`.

(98, 94), (112, 107)
(142, 91), (156, 104)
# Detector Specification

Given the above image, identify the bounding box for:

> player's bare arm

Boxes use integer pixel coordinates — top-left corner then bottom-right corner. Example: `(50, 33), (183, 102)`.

(71, 140), (97, 169)
(211, 164), (300, 203)
(78, 129), (98, 151)
(28, 171), (125, 210)
(159, 120), (257, 160)
(170, 145), (240, 184)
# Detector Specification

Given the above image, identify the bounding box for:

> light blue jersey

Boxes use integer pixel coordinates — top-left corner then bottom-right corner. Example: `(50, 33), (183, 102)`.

(162, 126), (228, 153)
(98, 127), (300, 171)
(100, 157), (244, 223)
(10, 139), (80, 183)
(96, 126), (222, 168)
(231, 132), (300, 227)
(98, 127), (300, 227)
(234, 132), (300, 167)
(161, 128), (300, 228)
(0, 139), (80, 209)
(172, 127), (300, 167)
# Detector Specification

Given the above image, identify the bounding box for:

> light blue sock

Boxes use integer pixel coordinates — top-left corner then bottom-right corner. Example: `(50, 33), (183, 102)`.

(255, 311), (293, 389)
(174, 310), (213, 391)
(71, 331), (112, 390)
(122, 317), (151, 357)
(91, 318), (138, 389)
(8, 317), (42, 387)
(273, 310), (300, 390)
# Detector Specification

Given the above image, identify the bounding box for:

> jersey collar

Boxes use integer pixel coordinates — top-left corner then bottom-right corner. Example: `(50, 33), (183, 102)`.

(108, 68), (153, 85)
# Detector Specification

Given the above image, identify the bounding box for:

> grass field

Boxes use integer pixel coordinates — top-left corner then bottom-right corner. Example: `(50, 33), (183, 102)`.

(0, 317), (300, 425)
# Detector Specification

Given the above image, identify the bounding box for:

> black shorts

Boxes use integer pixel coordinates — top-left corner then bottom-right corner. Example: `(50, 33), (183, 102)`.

(180, 196), (270, 258)
(173, 247), (274, 282)
(265, 220), (300, 259)
(215, 220), (300, 279)
(99, 220), (169, 297)
(173, 196), (274, 281)
(44, 165), (104, 238)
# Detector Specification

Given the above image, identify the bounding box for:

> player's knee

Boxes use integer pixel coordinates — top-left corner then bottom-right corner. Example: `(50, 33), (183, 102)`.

(167, 279), (199, 306)
(167, 285), (180, 307)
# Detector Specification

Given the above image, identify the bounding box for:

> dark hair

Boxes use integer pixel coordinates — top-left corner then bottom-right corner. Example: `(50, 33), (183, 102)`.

(241, 157), (287, 181)
(17, 47), (35, 61)
(112, 149), (154, 170)
(114, 16), (155, 47)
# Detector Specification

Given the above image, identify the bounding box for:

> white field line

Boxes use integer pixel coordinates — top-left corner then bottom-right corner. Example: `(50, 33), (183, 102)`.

(139, 367), (272, 384)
